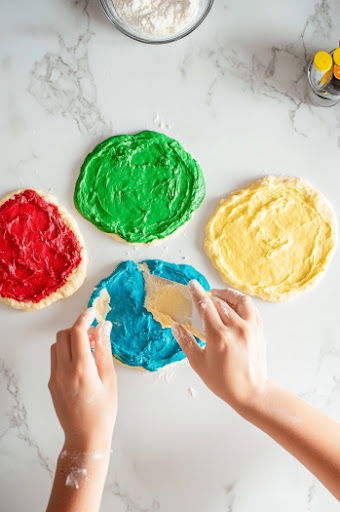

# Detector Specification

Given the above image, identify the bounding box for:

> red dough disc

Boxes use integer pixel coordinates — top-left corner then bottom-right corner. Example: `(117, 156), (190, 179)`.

(0, 189), (84, 307)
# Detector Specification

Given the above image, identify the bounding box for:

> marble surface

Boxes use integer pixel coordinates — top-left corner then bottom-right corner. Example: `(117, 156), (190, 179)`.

(1, 1), (340, 510)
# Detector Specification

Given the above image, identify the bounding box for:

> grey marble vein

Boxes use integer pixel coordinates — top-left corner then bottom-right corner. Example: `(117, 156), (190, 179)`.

(179, 51), (193, 80)
(300, 0), (332, 60)
(178, 0), (340, 138)
(299, 335), (340, 411)
(306, 479), (317, 511)
(199, 40), (308, 134)
(111, 481), (160, 512)
(0, 358), (53, 477)
(28, 0), (110, 135)
(1, 1), (340, 510)
(224, 482), (236, 512)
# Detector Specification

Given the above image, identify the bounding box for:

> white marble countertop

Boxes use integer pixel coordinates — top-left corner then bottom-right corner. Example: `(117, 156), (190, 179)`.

(1, 1), (340, 510)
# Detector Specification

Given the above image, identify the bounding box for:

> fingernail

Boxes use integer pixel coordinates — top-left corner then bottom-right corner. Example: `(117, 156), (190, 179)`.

(171, 324), (181, 338)
(84, 307), (96, 319)
(189, 279), (202, 292)
(103, 321), (112, 336)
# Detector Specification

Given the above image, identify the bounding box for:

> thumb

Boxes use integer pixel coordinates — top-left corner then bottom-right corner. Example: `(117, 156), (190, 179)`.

(93, 321), (115, 381)
(172, 324), (204, 372)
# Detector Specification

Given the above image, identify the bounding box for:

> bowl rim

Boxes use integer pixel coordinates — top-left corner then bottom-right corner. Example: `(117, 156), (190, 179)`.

(99, 0), (215, 44)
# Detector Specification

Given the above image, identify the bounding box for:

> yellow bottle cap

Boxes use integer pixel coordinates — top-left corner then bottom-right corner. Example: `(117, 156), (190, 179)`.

(313, 51), (332, 72)
(333, 48), (340, 66)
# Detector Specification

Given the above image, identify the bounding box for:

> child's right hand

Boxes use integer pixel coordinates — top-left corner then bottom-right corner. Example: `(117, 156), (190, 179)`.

(173, 281), (340, 500)
(172, 280), (268, 417)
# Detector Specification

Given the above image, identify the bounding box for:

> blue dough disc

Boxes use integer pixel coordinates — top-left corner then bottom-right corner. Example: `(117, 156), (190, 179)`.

(88, 260), (210, 372)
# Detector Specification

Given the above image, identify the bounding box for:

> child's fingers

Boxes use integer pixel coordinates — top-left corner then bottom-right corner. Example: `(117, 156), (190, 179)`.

(189, 280), (224, 337)
(56, 329), (72, 365)
(70, 308), (96, 362)
(210, 288), (255, 321)
(49, 343), (57, 378)
(92, 321), (115, 381)
(212, 296), (242, 328)
(88, 326), (97, 350)
(172, 324), (204, 372)
(72, 307), (96, 330)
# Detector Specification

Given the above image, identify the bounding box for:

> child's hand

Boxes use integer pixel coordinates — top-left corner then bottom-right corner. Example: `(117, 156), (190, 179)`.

(172, 281), (340, 500)
(172, 280), (268, 416)
(48, 308), (117, 452)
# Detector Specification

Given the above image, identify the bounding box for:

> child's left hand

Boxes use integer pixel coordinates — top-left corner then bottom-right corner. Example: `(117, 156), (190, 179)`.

(48, 308), (117, 453)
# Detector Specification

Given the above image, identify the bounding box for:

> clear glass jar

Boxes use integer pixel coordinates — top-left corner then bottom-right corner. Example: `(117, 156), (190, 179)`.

(307, 50), (340, 107)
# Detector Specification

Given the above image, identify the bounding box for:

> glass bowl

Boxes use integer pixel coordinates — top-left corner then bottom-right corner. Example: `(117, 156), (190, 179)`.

(99, 0), (215, 44)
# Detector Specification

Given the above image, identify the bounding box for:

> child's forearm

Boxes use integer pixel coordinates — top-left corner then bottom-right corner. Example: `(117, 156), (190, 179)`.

(173, 283), (340, 500)
(243, 381), (340, 500)
(46, 442), (111, 512)
(46, 311), (117, 512)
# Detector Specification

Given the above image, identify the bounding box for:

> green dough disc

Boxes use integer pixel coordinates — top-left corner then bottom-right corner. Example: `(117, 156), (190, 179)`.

(74, 131), (206, 244)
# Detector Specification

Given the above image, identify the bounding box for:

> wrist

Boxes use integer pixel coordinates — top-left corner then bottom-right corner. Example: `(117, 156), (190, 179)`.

(62, 435), (112, 457)
(59, 442), (111, 476)
(235, 379), (277, 423)
(56, 439), (111, 490)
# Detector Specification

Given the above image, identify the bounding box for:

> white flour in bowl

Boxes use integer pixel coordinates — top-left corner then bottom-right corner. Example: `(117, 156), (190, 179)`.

(113, 0), (201, 37)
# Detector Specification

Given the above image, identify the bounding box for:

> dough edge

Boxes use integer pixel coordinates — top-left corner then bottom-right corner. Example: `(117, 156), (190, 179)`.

(112, 355), (184, 373)
(85, 213), (192, 246)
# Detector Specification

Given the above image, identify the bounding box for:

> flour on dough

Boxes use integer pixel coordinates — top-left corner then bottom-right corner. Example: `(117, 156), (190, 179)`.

(93, 288), (112, 322)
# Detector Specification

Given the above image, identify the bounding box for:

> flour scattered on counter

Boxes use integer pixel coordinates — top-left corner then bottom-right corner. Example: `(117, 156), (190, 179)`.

(113, 0), (200, 37)
(153, 113), (172, 131)
(157, 365), (176, 383)
(188, 386), (196, 398)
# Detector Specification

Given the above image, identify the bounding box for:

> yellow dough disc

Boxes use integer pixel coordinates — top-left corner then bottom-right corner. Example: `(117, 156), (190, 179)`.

(205, 176), (338, 302)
